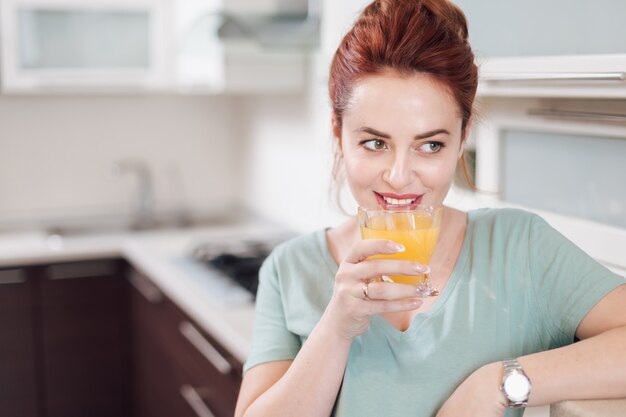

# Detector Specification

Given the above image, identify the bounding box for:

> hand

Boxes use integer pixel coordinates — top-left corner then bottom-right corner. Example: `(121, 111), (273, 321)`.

(322, 238), (428, 340)
(436, 362), (508, 417)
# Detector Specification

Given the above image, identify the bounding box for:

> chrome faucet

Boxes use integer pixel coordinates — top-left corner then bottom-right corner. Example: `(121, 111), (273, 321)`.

(114, 159), (155, 229)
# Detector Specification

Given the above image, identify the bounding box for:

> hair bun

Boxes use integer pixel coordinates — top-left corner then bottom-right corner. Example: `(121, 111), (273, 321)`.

(376, 0), (469, 41)
(420, 0), (469, 40)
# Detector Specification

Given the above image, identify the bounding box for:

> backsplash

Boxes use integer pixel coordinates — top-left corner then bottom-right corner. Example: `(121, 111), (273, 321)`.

(0, 95), (243, 229)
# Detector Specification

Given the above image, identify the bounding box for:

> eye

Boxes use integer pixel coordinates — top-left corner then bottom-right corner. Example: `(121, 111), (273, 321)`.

(418, 141), (444, 154)
(361, 139), (387, 151)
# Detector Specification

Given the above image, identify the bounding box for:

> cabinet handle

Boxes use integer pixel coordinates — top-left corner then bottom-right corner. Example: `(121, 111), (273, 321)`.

(47, 260), (118, 280)
(179, 321), (233, 375)
(180, 385), (217, 417)
(0, 269), (26, 285)
(528, 108), (626, 123)
(482, 72), (626, 82)
(128, 271), (163, 304)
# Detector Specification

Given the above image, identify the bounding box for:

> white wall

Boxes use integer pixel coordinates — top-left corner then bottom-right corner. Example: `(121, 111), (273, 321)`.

(236, 89), (345, 232)
(0, 95), (242, 229)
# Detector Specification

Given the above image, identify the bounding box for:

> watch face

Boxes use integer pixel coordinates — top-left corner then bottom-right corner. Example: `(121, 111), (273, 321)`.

(504, 373), (530, 402)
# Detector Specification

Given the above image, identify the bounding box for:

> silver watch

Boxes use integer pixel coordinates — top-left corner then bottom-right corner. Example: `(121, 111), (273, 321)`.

(500, 359), (532, 408)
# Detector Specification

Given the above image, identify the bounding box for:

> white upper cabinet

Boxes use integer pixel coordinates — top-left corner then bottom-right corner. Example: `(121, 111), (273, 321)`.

(175, 0), (314, 94)
(1, 0), (173, 92)
(0, 0), (317, 94)
(453, 0), (626, 98)
(224, 0), (308, 15)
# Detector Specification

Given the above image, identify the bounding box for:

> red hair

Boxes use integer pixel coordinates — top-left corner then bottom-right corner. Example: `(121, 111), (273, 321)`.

(329, 0), (478, 134)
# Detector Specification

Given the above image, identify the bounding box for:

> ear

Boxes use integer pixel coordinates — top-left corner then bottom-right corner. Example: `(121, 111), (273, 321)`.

(331, 111), (343, 156)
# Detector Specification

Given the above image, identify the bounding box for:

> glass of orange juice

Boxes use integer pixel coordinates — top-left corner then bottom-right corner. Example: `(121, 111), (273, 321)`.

(358, 205), (442, 297)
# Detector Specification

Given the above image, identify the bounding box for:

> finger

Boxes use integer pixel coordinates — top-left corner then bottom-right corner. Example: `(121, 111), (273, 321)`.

(365, 282), (423, 301)
(352, 258), (429, 280)
(363, 298), (423, 314)
(344, 238), (405, 264)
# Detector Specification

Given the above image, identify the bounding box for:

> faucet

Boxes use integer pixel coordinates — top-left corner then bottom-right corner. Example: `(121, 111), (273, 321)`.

(114, 159), (156, 229)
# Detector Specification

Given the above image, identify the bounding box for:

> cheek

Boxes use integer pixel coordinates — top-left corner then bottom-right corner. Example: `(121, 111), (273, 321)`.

(419, 155), (459, 186)
(342, 156), (385, 204)
(344, 157), (377, 185)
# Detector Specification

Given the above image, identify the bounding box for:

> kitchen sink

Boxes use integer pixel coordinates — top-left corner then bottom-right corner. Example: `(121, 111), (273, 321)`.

(43, 216), (233, 238)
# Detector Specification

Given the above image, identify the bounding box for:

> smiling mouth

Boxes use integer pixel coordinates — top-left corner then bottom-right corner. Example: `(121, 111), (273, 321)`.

(374, 192), (423, 209)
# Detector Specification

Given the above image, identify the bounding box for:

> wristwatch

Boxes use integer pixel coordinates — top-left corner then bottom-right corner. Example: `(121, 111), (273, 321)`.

(500, 359), (532, 408)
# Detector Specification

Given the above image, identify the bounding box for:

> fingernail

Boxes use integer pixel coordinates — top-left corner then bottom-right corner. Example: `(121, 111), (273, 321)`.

(381, 275), (393, 282)
(415, 264), (430, 274)
(387, 242), (405, 252)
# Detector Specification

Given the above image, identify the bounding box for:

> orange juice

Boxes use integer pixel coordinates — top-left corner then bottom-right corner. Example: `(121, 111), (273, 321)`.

(360, 210), (440, 284)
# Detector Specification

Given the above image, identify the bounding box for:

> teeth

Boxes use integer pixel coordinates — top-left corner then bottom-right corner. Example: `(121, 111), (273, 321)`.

(382, 196), (415, 205)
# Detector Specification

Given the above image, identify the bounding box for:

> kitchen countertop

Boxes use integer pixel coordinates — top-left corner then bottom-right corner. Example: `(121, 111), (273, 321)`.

(0, 221), (283, 364)
(551, 399), (626, 417)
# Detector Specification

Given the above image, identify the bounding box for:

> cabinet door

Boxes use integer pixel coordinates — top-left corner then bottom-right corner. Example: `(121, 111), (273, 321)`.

(129, 269), (202, 417)
(0, 0), (170, 92)
(0, 268), (39, 417)
(173, 314), (243, 417)
(454, 0), (626, 57)
(129, 268), (243, 417)
(40, 260), (131, 417)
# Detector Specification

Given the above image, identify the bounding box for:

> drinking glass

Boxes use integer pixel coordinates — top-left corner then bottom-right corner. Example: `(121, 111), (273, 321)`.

(357, 205), (442, 297)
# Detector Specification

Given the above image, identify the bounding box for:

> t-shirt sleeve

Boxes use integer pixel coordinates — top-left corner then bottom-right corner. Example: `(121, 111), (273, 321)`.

(243, 253), (301, 374)
(527, 214), (625, 347)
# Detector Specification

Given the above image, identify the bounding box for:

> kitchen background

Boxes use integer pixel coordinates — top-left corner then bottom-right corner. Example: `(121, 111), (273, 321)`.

(1, 0), (625, 417)
(0, 0), (354, 234)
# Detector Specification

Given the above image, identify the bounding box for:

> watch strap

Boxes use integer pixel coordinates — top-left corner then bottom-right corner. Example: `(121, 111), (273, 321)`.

(501, 359), (531, 408)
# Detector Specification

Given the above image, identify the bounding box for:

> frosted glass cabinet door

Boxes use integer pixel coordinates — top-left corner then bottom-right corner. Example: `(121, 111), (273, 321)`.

(1, 1), (169, 91)
(452, 0), (626, 57)
(18, 9), (150, 69)
(501, 130), (626, 229)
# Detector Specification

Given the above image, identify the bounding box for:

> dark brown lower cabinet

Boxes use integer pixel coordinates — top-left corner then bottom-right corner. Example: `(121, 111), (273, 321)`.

(0, 268), (39, 417)
(40, 260), (131, 417)
(0, 259), (242, 417)
(129, 268), (243, 417)
(0, 260), (131, 417)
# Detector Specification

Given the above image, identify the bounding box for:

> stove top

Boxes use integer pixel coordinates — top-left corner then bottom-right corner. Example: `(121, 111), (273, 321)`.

(191, 235), (289, 298)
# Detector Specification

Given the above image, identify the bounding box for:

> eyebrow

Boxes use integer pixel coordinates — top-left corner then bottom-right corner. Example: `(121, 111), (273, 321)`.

(353, 126), (450, 140)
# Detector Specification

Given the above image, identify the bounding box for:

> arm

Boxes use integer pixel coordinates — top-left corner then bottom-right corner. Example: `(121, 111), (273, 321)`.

(234, 238), (427, 417)
(436, 284), (626, 417)
(234, 313), (353, 417)
(518, 283), (626, 405)
(438, 214), (626, 417)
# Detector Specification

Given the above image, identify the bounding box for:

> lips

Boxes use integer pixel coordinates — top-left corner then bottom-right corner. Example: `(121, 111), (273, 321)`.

(374, 192), (423, 210)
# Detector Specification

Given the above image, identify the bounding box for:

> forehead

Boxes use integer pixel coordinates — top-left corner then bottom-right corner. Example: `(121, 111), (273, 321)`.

(344, 71), (461, 130)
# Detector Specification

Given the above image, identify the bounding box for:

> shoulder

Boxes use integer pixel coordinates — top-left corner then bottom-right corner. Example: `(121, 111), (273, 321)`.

(469, 207), (544, 231)
(465, 208), (551, 255)
(269, 230), (325, 265)
(259, 230), (335, 314)
(261, 229), (329, 279)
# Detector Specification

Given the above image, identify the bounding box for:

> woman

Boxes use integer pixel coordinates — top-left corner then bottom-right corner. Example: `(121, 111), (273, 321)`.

(234, 1), (626, 416)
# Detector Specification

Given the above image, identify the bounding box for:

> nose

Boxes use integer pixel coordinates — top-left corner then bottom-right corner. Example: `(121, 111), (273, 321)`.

(383, 151), (416, 190)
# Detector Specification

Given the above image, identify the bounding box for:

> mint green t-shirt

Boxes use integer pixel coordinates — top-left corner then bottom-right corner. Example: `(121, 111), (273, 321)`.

(244, 208), (625, 417)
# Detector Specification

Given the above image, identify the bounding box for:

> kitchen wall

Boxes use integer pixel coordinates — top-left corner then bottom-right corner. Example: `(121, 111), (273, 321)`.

(236, 87), (348, 232)
(0, 94), (243, 229)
